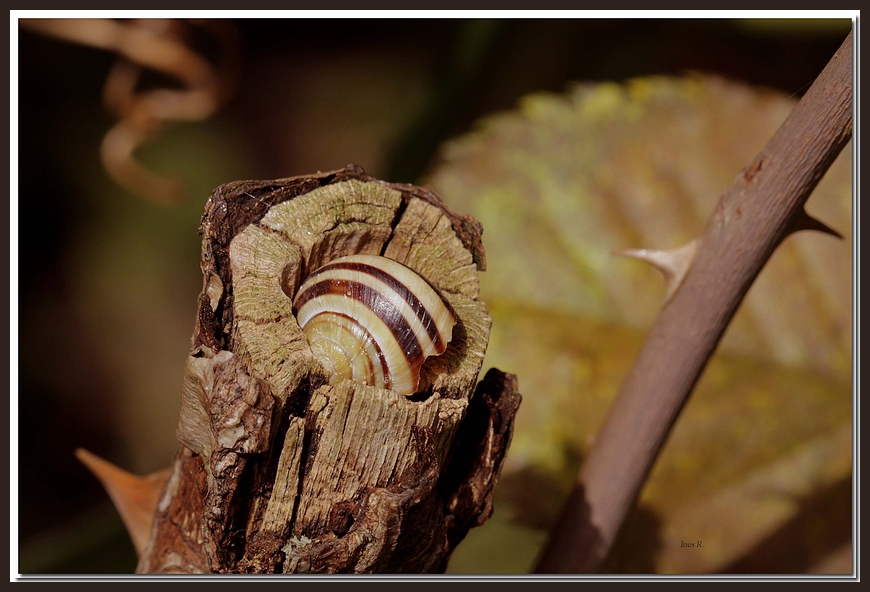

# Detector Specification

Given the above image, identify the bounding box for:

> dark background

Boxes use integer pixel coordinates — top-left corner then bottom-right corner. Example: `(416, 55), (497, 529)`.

(16, 17), (853, 574)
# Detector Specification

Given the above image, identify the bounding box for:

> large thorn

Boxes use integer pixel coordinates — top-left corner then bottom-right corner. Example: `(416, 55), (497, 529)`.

(75, 448), (170, 557)
(788, 208), (844, 239)
(615, 238), (700, 303)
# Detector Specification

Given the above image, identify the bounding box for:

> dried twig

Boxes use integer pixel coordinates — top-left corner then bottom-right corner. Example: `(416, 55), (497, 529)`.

(20, 18), (240, 205)
(535, 31), (853, 573)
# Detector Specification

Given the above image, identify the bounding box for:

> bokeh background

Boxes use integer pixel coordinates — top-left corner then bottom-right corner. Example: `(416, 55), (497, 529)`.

(16, 17), (854, 574)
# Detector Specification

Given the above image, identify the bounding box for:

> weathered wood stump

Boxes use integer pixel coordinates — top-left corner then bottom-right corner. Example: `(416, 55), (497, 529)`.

(136, 165), (521, 574)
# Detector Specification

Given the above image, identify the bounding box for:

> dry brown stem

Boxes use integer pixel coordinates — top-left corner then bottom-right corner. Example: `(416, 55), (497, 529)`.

(535, 31), (853, 573)
(20, 18), (240, 205)
(134, 166), (519, 574)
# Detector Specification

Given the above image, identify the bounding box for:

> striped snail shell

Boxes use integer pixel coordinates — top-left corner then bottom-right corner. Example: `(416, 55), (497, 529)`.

(291, 254), (456, 396)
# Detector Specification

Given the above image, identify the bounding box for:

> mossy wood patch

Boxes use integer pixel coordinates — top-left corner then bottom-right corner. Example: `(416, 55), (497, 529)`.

(136, 165), (520, 574)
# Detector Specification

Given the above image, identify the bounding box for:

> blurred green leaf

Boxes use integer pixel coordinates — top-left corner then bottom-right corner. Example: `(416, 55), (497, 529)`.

(428, 74), (852, 574)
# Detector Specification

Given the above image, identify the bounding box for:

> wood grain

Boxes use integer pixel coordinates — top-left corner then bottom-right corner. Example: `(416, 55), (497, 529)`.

(137, 166), (520, 573)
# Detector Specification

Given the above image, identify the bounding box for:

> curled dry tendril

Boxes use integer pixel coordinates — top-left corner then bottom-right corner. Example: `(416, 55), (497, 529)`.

(21, 18), (242, 206)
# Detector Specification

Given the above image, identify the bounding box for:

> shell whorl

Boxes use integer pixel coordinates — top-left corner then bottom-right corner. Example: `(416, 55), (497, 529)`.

(291, 254), (456, 396)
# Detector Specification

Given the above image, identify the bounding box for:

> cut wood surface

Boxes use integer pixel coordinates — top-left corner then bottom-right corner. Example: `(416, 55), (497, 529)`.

(137, 166), (520, 574)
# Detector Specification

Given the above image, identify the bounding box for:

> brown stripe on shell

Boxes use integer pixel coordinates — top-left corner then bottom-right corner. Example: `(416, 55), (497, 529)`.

(294, 278), (425, 370)
(303, 260), (452, 353)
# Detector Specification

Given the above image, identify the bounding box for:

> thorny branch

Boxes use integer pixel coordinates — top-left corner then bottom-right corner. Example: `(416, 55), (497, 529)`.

(535, 31), (853, 573)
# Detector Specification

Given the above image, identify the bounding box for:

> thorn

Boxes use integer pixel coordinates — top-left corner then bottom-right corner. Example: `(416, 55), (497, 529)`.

(789, 209), (843, 239)
(75, 448), (170, 558)
(615, 238), (699, 302)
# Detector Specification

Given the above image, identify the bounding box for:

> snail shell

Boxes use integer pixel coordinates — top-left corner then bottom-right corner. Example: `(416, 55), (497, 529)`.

(292, 254), (456, 396)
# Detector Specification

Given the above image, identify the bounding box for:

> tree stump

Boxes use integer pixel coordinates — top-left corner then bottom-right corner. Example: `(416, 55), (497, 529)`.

(136, 165), (521, 574)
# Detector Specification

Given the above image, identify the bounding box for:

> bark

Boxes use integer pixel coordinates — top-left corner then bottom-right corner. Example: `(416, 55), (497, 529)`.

(136, 165), (520, 574)
(535, 31), (853, 573)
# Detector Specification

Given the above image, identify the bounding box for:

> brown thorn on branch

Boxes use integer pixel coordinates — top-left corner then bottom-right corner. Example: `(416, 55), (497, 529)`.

(614, 238), (700, 303)
(786, 208), (844, 239)
(75, 448), (170, 557)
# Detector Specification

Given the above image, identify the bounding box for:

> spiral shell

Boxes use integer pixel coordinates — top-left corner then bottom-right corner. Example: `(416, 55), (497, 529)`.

(291, 254), (456, 396)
